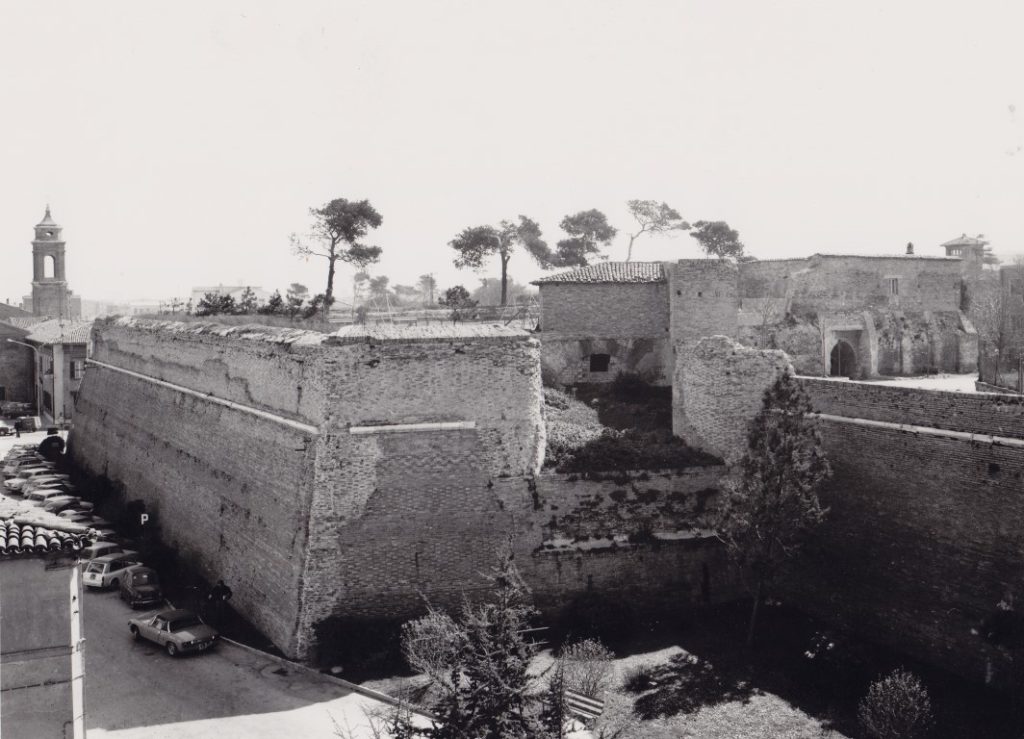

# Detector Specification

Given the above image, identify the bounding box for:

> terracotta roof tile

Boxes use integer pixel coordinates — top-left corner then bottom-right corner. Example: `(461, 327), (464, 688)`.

(532, 262), (666, 284)
(25, 319), (93, 345)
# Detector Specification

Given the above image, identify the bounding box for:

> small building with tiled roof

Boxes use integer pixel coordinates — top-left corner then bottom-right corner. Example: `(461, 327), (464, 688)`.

(532, 262), (666, 284)
(24, 319), (93, 426)
(535, 248), (976, 385)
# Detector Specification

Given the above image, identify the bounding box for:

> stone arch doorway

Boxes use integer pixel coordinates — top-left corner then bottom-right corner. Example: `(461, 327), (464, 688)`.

(830, 340), (857, 379)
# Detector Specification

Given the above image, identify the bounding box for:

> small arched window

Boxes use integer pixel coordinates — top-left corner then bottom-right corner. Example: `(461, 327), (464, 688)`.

(43, 255), (55, 279)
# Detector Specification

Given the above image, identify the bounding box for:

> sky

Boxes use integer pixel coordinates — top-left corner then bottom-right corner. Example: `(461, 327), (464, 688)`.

(2, 1), (1024, 304)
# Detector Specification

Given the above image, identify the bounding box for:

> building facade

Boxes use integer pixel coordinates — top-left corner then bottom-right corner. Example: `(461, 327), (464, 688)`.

(25, 320), (92, 426)
(535, 246), (977, 385)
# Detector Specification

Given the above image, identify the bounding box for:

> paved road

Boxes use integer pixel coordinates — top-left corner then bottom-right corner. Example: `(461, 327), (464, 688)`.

(1, 433), (412, 738)
(82, 557), (412, 738)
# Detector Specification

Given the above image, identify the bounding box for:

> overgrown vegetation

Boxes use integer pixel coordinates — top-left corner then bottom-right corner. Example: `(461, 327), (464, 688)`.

(715, 371), (831, 645)
(858, 669), (934, 739)
(393, 551), (559, 738)
(543, 376), (720, 472)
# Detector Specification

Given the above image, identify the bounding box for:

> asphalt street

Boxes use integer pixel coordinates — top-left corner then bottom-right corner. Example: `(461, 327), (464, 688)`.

(1, 432), (413, 738)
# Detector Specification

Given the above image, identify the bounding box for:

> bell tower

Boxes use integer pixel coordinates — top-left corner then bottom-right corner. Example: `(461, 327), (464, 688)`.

(30, 206), (76, 319)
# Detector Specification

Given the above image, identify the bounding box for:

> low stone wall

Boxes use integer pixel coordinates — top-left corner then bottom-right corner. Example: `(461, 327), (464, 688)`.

(799, 375), (1024, 438)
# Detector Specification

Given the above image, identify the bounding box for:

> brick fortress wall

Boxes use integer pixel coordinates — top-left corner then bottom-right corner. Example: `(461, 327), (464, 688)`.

(537, 282), (672, 385)
(674, 336), (1024, 687)
(73, 318), (726, 661)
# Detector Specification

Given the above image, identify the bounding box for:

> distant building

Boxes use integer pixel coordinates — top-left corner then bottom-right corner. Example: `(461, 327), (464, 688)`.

(24, 319), (93, 426)
(535, 246), (977, 384)
(21, 208), (82, 320)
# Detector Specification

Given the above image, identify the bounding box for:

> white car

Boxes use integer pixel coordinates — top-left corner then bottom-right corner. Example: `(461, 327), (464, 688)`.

(26, 489), (72, 503)
(83, 553), (143, 589)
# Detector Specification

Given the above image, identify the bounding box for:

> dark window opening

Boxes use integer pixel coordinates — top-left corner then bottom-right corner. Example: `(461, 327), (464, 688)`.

(589, 353), (611, 372)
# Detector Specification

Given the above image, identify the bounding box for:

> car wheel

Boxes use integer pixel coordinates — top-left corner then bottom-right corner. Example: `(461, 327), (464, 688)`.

(166, 642), (178, 657)
(130, 625), (140, 640)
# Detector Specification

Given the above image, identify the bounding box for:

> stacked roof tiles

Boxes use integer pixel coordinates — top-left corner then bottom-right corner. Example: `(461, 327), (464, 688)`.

(0, 520), (88, 556)
(532, 262), (666, 284)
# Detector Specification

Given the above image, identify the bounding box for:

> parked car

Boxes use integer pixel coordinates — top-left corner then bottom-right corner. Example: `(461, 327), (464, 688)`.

(128, 609), (218, 657)
(42, 496), (83, 514)
(0, 424), (14, 437)
(78, 541), (126, 564)
(83, 553), (143, 589)
(27, 489), (73, 503)
(119, 566), (164, 609)
(59, 510), (95, 523)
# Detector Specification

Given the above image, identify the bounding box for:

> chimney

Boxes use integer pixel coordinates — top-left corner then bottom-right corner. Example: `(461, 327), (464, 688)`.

(906, 242), (914, 255)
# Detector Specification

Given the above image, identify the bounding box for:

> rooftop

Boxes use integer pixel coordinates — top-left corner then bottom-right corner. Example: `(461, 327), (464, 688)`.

(329, 322), (530, 344)
(941, 233), (989, 248)
(35, 206), (59, 229)
(26, 319), (94, 345)
(532, 262), (666, 284)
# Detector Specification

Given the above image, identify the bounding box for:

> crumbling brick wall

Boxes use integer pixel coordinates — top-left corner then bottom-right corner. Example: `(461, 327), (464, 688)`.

(673, 335), (792, 462)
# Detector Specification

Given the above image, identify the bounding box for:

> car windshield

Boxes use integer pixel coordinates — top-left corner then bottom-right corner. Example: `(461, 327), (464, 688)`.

(133, 571), (157, 585)
(169, 615), (202, 631)
(85, 562), (105, 574)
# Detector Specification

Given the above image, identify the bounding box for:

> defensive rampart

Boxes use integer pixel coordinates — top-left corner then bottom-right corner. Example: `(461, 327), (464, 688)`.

(675, 336), (1024, 688)
(72, 318), (731, 660)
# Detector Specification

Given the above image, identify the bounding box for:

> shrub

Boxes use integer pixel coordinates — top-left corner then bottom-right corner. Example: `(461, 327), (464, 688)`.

(858, 668), (934, 739)
(610, 371), (651, 400)
(400, 608), (466, 690)
(559, 638), (615, 698)
(621, 663), (657, 693)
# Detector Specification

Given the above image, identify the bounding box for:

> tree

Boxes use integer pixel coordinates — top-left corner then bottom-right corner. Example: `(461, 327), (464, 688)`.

(369, 276), (391, 302)
(286, 283), (309, 319)
(419, 273), (437, 306)
(715, 372), (832, 646)
(258, 290), (285, 315)
(195, 292), (236, 316)
(553, 209), (617, 267)
(393, 284), (420, 306)
(303, 293), (334, 320)
(689, 220), (745, 260)
(438, 285), (477, 308)
(398, 551), (548, 739)
(292, 198), (383, 313)
(624, 200), (689, 261)
(237, 287), (259, 314)
(984, 245), (1001, 268)
(450, 216), (549, 306)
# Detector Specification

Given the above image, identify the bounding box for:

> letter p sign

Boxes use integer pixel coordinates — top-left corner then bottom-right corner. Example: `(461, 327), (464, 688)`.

(140, 513), (150, 526)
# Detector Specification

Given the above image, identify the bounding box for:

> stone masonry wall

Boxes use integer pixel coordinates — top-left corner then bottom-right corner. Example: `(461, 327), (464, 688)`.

(538, 282), (669, 337)
(799, 376), (1024, 438)
(784, 420), (1024, 689)
(674, 336), (792, 462)
(538, 282), (671, 386)
(740, 255), (963, 314)
(70, 363), (318, 655)
(673, 336), (1024, 687)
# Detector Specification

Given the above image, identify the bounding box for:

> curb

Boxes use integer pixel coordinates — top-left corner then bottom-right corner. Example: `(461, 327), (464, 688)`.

(219, 636), (437, 721)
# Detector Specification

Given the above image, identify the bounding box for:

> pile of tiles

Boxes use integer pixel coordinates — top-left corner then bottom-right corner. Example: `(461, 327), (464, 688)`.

(0, 520), (88, 555)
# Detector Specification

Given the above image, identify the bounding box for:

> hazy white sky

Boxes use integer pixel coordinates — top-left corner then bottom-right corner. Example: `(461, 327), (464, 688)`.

(2, 1), (1024, 303)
